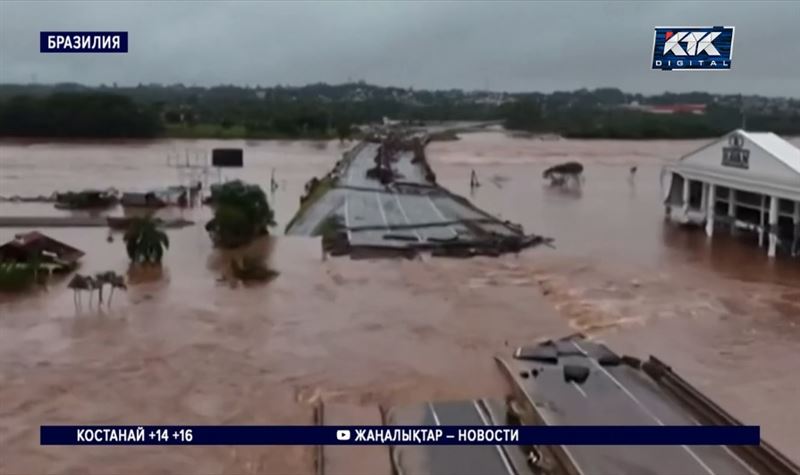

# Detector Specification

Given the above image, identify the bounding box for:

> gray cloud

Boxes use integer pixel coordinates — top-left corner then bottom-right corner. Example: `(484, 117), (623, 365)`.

(1, 0), (798, 96)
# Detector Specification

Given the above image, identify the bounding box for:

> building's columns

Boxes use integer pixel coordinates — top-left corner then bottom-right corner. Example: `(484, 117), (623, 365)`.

(793, 201), (800, 256)
(759, 195), (766, 248)
(728, 190), (737, 233)
(706, 184), (716, 237)
(700, 183), (708, 211)
(795, 201), (800, 225)
(682, 178), (690, 219)
(768, 196), (779, 257)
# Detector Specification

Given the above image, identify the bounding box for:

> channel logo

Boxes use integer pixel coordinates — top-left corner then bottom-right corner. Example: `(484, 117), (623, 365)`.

(336, 429), (351, 441)
(652, 26), (734, 71)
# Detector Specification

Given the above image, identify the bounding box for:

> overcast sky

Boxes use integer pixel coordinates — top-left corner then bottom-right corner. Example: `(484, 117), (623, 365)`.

(1, 1), (798, 96)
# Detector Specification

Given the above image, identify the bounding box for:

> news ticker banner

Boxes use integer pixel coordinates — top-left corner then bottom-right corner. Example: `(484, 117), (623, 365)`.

(40, 32), (128, 53)
(41, 425), (760, 446)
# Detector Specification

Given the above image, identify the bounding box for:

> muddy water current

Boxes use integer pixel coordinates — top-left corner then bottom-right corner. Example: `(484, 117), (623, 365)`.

(1, 134), (798, 474)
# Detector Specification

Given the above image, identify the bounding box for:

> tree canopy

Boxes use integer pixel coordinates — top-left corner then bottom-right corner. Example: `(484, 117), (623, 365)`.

(205, 180), (275, 248)
(124, 216), (170, 264)
(1, 83), (798, 139)
(0, 93), (161, 138)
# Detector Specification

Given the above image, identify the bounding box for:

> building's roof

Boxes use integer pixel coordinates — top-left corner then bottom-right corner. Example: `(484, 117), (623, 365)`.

(739, 129), (800, 174)
(0, 231), (85, 263)
(670, 129), (800, 201)
(13, 231), (49, 246)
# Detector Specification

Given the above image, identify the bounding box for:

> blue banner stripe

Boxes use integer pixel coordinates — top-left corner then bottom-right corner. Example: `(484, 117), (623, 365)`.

(40, 425), (760, 446)
(40, 31), (128, 53)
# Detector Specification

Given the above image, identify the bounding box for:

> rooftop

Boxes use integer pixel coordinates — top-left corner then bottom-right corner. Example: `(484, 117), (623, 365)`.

(740, 129), (800, 174)
(0, 231), (85, 265)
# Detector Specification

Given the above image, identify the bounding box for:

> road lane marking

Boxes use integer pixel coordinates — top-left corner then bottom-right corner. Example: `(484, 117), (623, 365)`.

(392, 193), (423, 241)
(572, 341), (717, 475)
(571, 381), (588, 398)
(473, 400), (517, 475)
(375, 193), (390, 230)
(345, 143), (373, 186)
(684, 412), (759, 474)
(343, 195), (352, 241)
(426, 195), (459, 237)
(427, 402), (441, 426)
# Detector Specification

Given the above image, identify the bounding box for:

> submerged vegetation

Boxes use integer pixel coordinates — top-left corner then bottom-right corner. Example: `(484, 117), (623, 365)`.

(0, 262), (39, 292)
(230, 257), (278, 283)
(123, 216), (170, 264)
(205, 180), (275, 248)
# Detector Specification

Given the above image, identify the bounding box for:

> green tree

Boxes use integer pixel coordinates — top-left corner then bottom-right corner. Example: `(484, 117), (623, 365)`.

(123, 216), (170, 264)
(205, 180), (275, 248)
(164, 110), (181, 123)
(0, 262), (38, 292)
(336, 121), (352, 142)
(0, 92), (162, 138)
(501, 99), (543, 131)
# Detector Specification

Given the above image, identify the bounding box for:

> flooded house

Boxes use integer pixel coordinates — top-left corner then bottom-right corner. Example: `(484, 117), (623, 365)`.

(121, 190), (168, 208)
(53, 189), (117, 209)
(0, 231), (84, 272)
(121, 186), (192, 208)
(664, 129), (800, 257)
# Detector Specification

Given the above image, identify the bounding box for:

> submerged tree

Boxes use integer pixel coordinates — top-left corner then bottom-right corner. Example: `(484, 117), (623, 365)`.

(230, 257), (278, 283)
(123, 216), (170, 264)
(94, 271), (128, 305)
(0, 262), (38, 292)
(205, 180), (275, 248)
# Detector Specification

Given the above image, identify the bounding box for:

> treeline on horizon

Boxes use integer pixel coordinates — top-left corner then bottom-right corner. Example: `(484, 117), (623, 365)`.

(0, 82), (798, 139)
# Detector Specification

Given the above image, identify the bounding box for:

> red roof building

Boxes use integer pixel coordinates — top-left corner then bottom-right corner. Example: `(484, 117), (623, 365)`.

(644, 104), (707, 115)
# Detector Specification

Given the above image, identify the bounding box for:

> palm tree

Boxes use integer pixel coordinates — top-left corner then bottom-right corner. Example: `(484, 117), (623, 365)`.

(123, 216), (169, 264)
(108, 273), (127, 305)
(67, 274), (98, 310)
(94, 271), (127, 306)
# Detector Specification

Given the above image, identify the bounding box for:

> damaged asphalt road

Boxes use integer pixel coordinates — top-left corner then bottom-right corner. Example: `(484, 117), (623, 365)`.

(285, 126), (553, 258)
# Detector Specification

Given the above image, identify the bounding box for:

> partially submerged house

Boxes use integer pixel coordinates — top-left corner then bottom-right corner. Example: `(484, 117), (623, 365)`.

(0, 231), (84, 272)
(664, 129), (800, 257)
(121, 186), (190, 208)
(54, 189), (117, 209)
(121, 191), (168, 208)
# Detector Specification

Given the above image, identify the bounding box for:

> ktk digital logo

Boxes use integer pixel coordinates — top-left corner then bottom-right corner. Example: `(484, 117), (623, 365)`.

(652, 26), (734, 71)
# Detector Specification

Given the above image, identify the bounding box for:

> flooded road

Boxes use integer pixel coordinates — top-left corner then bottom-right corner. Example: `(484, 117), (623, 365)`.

(1, 134), (798, 474)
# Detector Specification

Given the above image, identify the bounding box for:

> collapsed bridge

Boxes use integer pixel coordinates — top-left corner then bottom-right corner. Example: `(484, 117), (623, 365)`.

(285, 126), (551, 257)
(317, 334), (800, 475)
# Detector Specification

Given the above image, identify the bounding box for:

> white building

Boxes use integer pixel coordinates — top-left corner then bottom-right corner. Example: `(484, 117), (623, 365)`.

(663, 129), (800, 258)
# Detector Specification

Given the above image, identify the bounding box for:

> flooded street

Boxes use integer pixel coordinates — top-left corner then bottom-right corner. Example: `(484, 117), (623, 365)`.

(1, 133), (798, 474)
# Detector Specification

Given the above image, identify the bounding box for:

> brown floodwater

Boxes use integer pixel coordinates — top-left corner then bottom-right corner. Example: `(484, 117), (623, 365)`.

(0, 133), (798, 474)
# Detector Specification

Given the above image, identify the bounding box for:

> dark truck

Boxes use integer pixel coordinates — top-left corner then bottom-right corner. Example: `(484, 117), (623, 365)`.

(317, 335), (800, 475)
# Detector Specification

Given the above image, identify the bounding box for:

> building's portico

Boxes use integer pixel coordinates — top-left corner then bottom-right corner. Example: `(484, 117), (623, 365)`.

(664, 129), (800, 258)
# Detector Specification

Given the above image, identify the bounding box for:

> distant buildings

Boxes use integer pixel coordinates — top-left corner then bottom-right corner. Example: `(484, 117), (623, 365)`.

(623, 102), (707, 115)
